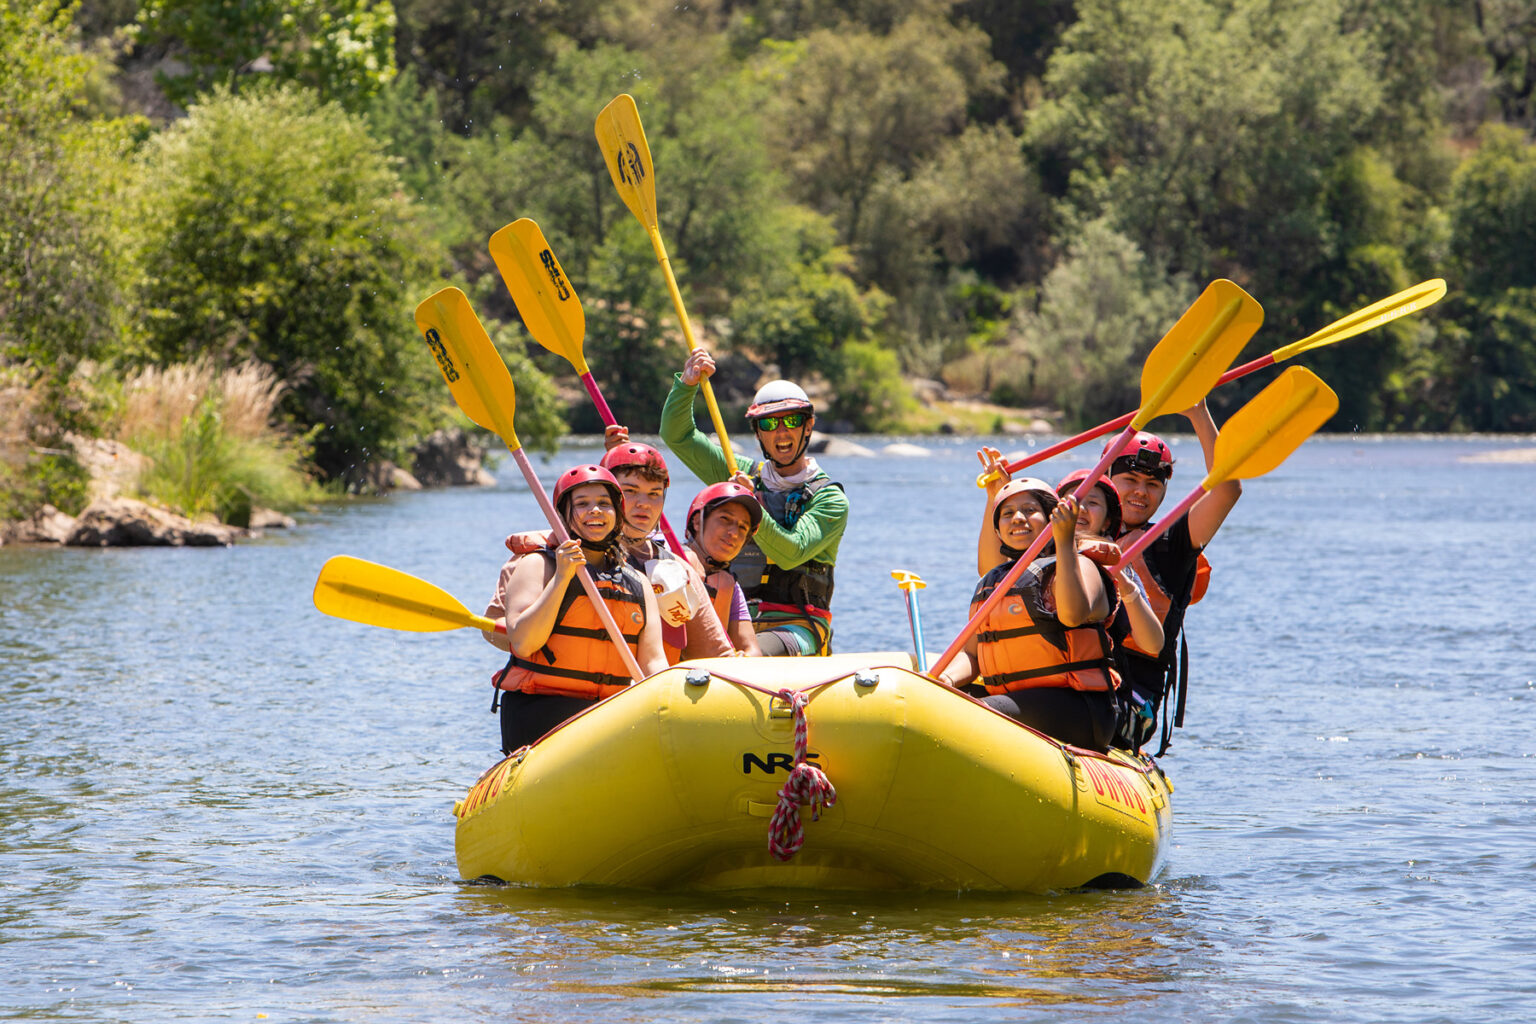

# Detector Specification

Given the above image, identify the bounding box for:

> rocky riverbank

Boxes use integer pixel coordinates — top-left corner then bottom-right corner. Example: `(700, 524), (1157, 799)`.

(0, 427), (495, 548)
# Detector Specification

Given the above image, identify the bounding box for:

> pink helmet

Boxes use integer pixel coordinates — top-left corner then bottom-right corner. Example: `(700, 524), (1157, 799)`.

(599, 442), (670, 487)
(552, 464), (624, 524)
(1103, 431), (1174, 480)
(1056, 470), (1122, 539)
(991, 477), (1058, 533)
(687, 481), (764, 538)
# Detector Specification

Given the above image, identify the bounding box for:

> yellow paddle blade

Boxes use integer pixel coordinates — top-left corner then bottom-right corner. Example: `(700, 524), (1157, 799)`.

(414, 286), (521, 451)
(488, 218), (589, 375)
(1206, 366), (1338, 485)
(1136, 279), (1264, 425)
(1271, 278), (1447, 363)
(594, 93), (659, 231)
(313, 556), (496, 633)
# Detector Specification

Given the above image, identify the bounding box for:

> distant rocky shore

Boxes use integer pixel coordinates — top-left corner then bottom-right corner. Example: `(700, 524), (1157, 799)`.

(0, 427), (494, 549)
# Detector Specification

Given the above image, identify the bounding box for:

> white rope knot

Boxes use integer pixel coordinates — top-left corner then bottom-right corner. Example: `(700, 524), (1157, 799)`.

(766, 688), (837, 861)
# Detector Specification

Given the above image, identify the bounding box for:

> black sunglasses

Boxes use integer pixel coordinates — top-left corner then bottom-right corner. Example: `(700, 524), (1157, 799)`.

(753, 412), (807, 431)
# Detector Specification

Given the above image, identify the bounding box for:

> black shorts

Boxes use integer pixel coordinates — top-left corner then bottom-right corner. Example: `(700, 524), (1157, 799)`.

(972, 686), (1118, 753)
(497, 690), (596, 754)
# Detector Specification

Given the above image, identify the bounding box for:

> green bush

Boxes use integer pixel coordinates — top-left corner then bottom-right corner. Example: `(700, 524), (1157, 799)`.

(129, 398), (317, 524)
(128, 84), (448, 482)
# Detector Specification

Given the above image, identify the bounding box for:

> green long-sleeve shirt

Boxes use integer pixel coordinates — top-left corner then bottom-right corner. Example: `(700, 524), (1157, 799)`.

(660, 373), (847, 570)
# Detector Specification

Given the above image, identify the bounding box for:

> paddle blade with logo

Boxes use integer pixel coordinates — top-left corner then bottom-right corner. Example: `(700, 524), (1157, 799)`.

(1135, 279), (1264, 426)
(594, 93), (659, 230)
(414, 286), (519, 448)
(1206, 366), (1339, 483)
(314, 556), (497, 633)
(488, 218), (588, 374)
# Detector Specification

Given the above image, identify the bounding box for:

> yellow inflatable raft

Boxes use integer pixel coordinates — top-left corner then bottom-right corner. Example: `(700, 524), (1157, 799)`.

(453, 653), (1173, 892)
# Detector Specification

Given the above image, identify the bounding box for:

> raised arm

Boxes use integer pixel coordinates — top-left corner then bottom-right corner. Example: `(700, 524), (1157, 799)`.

(1050, 497), (1108, 628)
(750, 482), (848, 569)
(659, 351), (734, 485)
(1185, 399), (1241, 549)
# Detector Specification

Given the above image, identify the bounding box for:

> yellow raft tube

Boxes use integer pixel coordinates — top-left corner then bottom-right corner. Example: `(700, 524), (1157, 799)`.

(453, 653), (1173, 893)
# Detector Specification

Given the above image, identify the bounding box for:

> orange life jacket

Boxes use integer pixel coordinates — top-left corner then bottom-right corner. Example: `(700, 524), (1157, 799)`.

(970, 555), (1118, 694)
(1116, 524), (1211, 658)
(494, 552), (647, 699)
(701, 568), (737, 631)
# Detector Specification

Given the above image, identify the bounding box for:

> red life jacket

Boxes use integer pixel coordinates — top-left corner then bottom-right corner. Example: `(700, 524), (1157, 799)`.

(1116, 524), (1211, 658)
(494, 552), (647, 699)
(970, 555), (1118, 694)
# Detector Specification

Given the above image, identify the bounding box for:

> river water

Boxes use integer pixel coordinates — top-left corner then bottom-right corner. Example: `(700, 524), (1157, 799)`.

(3, 433), (1533, 1023)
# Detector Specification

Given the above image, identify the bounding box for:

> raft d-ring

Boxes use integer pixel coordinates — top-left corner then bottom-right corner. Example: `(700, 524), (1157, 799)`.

(853, 670), (879, 688)
(685, 670), (710, 688)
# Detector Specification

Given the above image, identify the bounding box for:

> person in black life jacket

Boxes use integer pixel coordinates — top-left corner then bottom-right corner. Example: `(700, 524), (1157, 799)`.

(1106, 399), (1238, 753)
(491, 465), (668, 754)
(683, 481), (764, 656)
(937, 477), (1121, 753)
(659, 348), (848, 656)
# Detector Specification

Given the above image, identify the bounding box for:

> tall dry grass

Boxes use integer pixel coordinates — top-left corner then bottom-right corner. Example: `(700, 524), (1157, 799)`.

(120, 359), (316, 523)
(120, 359), (285, 441)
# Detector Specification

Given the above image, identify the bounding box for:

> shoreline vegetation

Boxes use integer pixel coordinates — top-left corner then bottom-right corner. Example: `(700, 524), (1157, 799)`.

(7, 0), (1536, 544)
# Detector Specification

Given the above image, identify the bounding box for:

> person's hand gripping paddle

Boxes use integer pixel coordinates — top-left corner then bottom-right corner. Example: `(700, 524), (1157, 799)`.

(415, 286), (645, 681)
(594, 93), (739, 473)
(976, 278), (1445, 486)
(929, 279), (1264, 681)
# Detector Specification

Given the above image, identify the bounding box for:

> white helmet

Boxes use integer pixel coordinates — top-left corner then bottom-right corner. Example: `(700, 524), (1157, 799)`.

(746, 380), (813, 421)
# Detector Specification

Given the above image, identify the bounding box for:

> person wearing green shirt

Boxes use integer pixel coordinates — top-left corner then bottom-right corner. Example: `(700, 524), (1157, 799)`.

(660, 348), (849, 656)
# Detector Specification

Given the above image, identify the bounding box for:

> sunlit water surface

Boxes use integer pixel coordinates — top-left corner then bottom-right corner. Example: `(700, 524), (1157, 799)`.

(3, 434), (1533, 1022)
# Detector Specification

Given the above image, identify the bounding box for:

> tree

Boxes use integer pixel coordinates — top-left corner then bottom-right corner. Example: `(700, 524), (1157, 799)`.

(0, 0), (137, 383)
(129, 85), (455, 479)
(135, 0), (397, 110)
(1011, 219), (1193, 425)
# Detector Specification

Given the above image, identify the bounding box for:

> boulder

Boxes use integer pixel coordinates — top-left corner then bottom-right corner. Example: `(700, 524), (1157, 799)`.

(65, 432), (150, 501)
(881, 442), (933, 457)
(64, 498), (244, 547)
(808, 432), (876, 457)
(410, 427), (495, 487)
(249, 507), (297, 530)
(3, 504), (77, 545)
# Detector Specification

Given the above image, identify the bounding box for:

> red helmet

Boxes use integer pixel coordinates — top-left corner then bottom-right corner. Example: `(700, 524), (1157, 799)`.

(991, 477), (1058, 533)
(1103, 431), (1174, 480)
(686, 481), (764, 538)
(599, 442), (670, 487)
(1056, 470), (1122, 539)
(552, 465), (624, 534)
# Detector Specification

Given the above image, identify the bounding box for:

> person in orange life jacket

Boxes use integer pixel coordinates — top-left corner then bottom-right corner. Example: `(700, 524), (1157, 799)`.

(1106, 401), (1232, 753)
(1052, 469), (1164, 662)
(482, 442), (733, 663)
(659, 348), (848, 657)
(937, 477), (1120, 753)
(683, 481), (764, 656)
(491, 465), (667, 754)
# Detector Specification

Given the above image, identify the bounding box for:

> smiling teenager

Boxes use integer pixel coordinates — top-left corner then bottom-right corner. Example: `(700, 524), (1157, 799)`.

(490, 465), (668, 753)
(660, 349), (849, 656)
(1104, 399), (1235, 753)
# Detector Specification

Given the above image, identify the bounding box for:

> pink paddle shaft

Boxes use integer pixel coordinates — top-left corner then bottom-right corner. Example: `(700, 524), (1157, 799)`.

(578, 372), (731, 636)
(998, 353), (1278, 476)
(511, 446), (645, 681)
(928, 423), (1137, 681)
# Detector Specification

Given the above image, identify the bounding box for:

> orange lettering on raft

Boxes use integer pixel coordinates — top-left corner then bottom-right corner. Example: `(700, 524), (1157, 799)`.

(1083, 759), (1147, 814)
